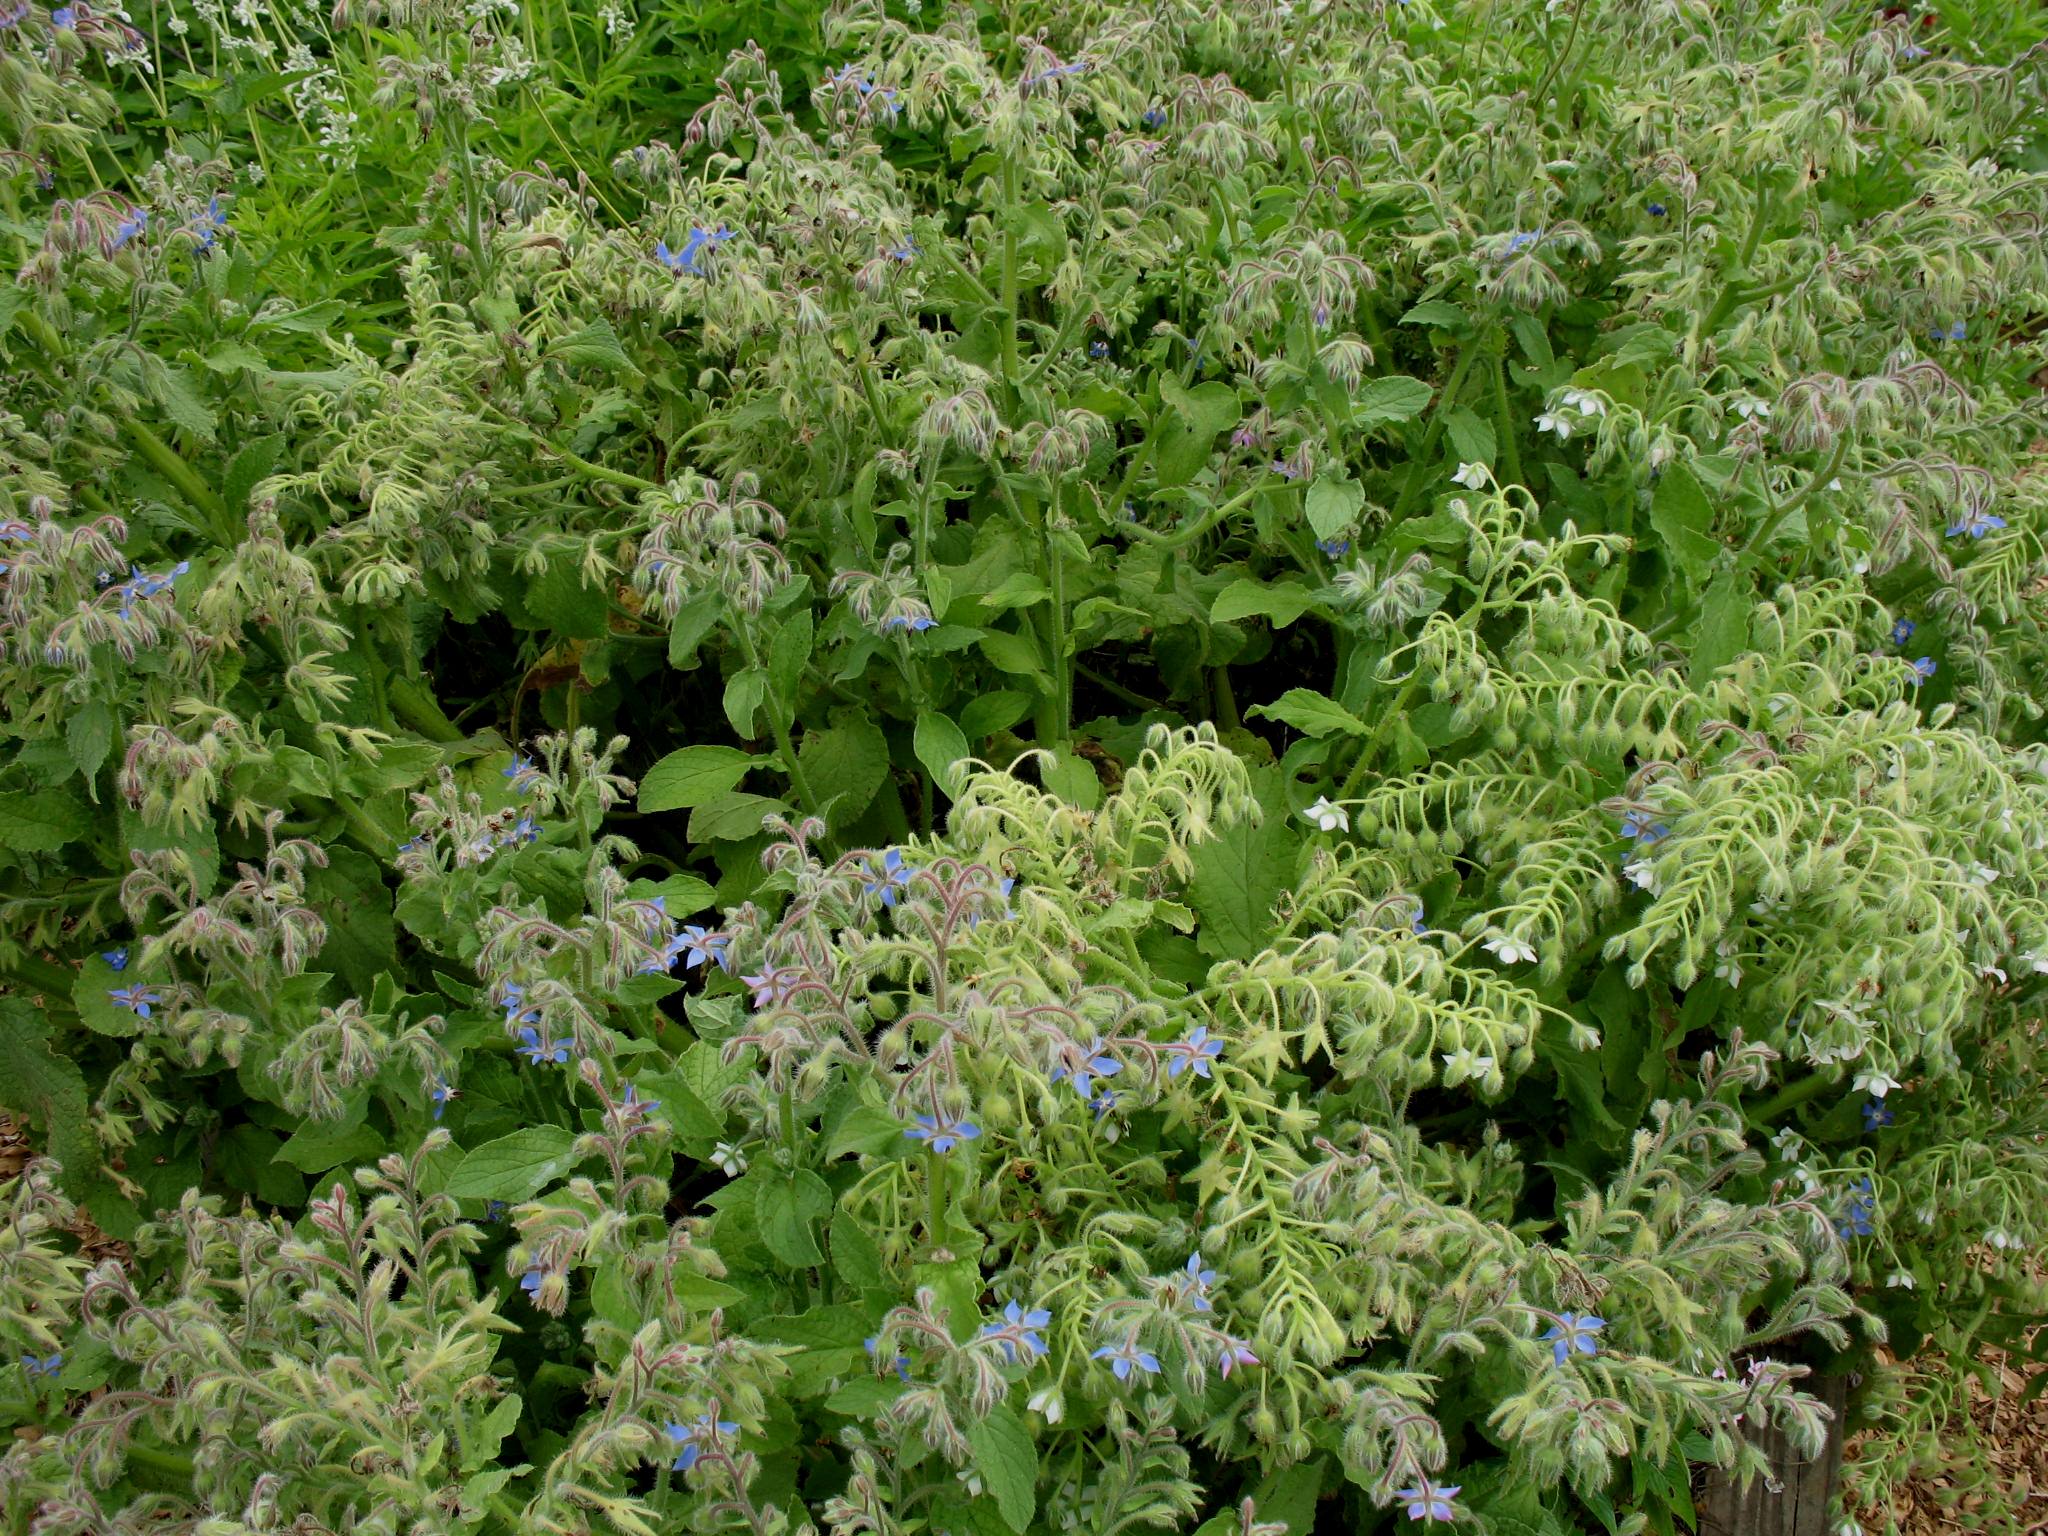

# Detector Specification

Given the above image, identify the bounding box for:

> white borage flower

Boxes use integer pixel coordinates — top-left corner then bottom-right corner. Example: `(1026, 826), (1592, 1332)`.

(1533, 411), (1573, 440)
(1559, 387), (1607, 417)
(1883, 1271), (1915, 1290)
(1970, 862), (2000, 884)
(1027, 1387), (1064, 1423)
(1981, 963), (2008, 984)
(1770, 1125), (1803, 1157)
(711, 1141), (748, 1176)
(1713, 941), (1743, 989)
(1987, 1228), (2021, 1250)
(1852, 1070), (1900, 1099)
(1451, 460), (1489, 489)
(1482, 933), (1538, 964)
(1731, 396), (1772, 420)
(1302, 795), (1349, 833)
(1622, 857), (1658, 892)
(1440, 1047), (1497, 1086)
(2020, 951), (2048, 976)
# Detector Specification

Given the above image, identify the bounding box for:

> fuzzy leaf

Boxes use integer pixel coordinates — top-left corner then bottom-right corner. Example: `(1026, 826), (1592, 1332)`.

(1305, 476), (1365, 540)
(966, 1404), (1038, 1533)
(1211, 578), (1317, 629)
(639, 746), (758, 813)
(0, 790), (89, 853)
(914, 710), (973, 799)
(755, 1168), (831, 1267)
(1353, 375), (1433, 430)
(1249, 688), (1365, 738)
(797, 720), (892, 828)
(445, 1127), (584, 1201)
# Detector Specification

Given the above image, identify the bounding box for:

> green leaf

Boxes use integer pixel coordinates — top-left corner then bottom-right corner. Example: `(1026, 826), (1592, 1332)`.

(1353, 375), (1433, 430)
(960, 690), (1032, 740)
(1040, 750), (1101, 811)
(549, 317), (636, 373)
(966, 1403), (1038, 1534)
(723, 667), (768, 736)
(224, 434), (284, 511)
(797, 720), (892, 829)
(66, 702), (113, 794)
(755, 1168), (831, 1267)
(629, 1070), (724, 1142)
(977, 628), (1051, 688)
(826, 1103), (908, 1159)
(1210, 578), (1317, 629)
(1690, 571), (1751, 685)
(73, 954), (143, 1037)
(1650, 461), (1720, 581)
(688, 791), (789, 842)
(216, 1125), (307, 1208)
(639, 746), (759, 813)
(1304, 476), (1365, 540)
(0, 791), (88, 853)
(1400, 299), (1472, 330)
(1248, 688), (1365, 738)
(768, 607), (814, 709)
(1186, 806), (1298, 959)
(914, 710), (973, 799)
(276, 1118), (385, 1174)
(1153, 377), (1241, 488)
(445, 1127), (583, 1201)
(829, 1209), (885, 1288)
(1445, 406), (1497, 465)
(0, 997), (99, 1197)
(526, 562), (608, 640)
(667, 590), (722, 668)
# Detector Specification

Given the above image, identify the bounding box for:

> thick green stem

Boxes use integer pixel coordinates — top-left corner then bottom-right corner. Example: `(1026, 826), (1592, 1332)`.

(122, 418), (234, 544)
(1391, 346), (1481, 520)
(1490, 344), (1524, 487)
(736, 625), (821, 820)
(998, 152), (1022, 413)
(386, 675), (465, 743)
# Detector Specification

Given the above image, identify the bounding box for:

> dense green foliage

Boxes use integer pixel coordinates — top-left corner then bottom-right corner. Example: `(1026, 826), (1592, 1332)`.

(5, 0), (2048, 1532)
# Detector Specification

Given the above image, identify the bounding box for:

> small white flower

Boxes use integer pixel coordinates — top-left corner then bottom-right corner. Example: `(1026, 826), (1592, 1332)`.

(1970, 862), (2000, 884)
(1560, 388), (1607, 417)
(1623, 858), (1658, 892)
(1827, 478), (1844, 491)
(2023, 951), (2048, 976)
(1483, 934), (1538, 964)
(1732, 396), (1772, 420)
(1883, 1271), (1915, 1290)
(958, 1470), (985, 1497)
(1027, 1387), (1064, 1424)
(1441, 1048), (1497, 1084)
(1302, 796), (1349, 833)
(1852, 1070), (1900, 1099)
(1451, 460), (1489, 489)
(1981, 964), (2008, 984)
(1988, 1228), (2018, 1250)
(1534, 412), (1573, 440)
(711, 1141), (748, 1176)
(1714, 942), (1743, 989)
(1771, 1125), (1803, 1156)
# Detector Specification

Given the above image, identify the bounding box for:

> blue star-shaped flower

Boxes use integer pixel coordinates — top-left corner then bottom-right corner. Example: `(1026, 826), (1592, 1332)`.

(1542, 1312), (1605, 1365)
(109, 985), (162, 1019)
(1091, 1337), (1161, 1381)
(665, 1414), (741, 1472)
(905, 1113), (980, 1155)
(863, 848), (918, 907)
(516, 1026), (570, 1066)
(1164, 1026), (1223, 1081)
